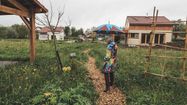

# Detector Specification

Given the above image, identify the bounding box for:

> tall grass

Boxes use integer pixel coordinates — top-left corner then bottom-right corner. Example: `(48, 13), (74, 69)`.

(90, 43), (187, 105)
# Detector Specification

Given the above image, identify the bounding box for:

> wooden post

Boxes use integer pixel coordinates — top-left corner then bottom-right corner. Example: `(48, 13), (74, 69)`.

(182, 17), (187, 79)
(30, 11), (36, 63)
(161, 45), (167, 79)
(145, 7), (158, 73)
(184, 18), (187, 49)
(149, 9), (158, 54)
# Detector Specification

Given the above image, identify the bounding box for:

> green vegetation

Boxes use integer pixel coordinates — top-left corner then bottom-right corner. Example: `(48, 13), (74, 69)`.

(1, 40), (187, 105)
(0, 24), (29, 39)
(89, 44), (187, 105)
(64, 26), (84, 37)
(0, 40), (98, 105)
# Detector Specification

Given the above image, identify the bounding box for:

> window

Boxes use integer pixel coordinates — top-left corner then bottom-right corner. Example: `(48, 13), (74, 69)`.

(130, 33), (139, 39)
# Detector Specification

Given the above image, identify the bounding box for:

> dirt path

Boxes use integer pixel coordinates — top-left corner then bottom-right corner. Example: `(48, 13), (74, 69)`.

(84, 49), (126, 105)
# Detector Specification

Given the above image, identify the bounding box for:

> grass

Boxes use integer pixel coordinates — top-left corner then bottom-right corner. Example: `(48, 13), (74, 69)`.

(1, 39), (187, 105)
(89, 43), (187, 105)
(0, 39), (29, 61)
(0, 40), (98, 105)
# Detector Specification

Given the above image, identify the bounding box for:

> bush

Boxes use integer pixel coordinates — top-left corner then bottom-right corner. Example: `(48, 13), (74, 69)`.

(31, 83), (92, 105)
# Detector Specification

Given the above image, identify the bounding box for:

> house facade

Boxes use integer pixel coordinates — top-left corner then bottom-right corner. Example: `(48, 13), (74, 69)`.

(38, 27), (65, 40)
(124, 16), (173, 46)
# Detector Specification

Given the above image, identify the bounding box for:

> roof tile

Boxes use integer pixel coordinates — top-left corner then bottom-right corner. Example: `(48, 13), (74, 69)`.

(127, 16), (172, 25)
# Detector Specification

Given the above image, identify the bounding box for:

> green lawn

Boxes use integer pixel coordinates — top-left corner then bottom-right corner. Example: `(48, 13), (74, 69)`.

(0, 39), (187, 105)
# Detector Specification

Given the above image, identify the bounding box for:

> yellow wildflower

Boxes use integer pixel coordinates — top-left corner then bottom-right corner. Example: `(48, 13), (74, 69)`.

(67, 66), (71, 71)
(63, 66), (71, 72)
(63, 67), (67, 72)
(44, 92), (53, 97)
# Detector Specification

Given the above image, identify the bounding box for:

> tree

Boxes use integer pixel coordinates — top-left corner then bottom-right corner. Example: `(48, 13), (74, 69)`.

(6, 27), (17, 39)
(0, 24), (29, 39)
(64, 26), (70, 36)
(36, 0), (68, 70)
(11, 24), (29, 39)
(71, 27), (76, 37)
(70, 27), (84, 37)
(77, 28), (84, 35)
(173, 19), (186, 39)
(0, 26), (8, 39)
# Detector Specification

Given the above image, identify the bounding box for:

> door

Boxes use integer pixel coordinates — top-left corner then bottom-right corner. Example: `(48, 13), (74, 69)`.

(154, 34), (159, 44)
(141, 34), (146, 44)
(160, 34), (165, 44)
(141, 33), (150, 44)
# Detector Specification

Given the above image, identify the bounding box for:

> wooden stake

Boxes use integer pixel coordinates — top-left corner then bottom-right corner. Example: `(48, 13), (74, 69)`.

(145, 72), (187, 81)
(157, 44), (187, 51)
(185, 17), (187, 49)
(145, 7), (158, 73)
(182, 17), (187, 79)
(161, 45), (167, 79)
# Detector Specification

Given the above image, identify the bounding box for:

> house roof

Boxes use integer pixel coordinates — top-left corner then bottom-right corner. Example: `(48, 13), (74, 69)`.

(40, 27), (64, 33)
(127, 16), (173, 25)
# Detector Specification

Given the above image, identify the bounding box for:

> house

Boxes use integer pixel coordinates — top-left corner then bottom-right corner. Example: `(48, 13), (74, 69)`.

(38, 27), (65, 40)
(124, 16), (173, 46)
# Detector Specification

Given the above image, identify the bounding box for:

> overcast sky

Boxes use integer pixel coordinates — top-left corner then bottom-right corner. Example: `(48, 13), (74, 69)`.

(0, 0), (187, 29)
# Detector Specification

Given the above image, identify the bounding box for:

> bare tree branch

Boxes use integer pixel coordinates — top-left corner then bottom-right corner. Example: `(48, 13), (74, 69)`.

(36, 16), (48, 26)
(54, 11), (64, 31)
(35, 0), (66, 70)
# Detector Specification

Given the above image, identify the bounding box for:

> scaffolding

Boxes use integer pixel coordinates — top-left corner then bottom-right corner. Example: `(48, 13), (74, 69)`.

(144, 7), (187, 81)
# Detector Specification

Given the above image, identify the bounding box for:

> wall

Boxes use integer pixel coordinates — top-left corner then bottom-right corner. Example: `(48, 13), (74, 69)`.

(55, 32), (65, 40)
(47, 32), (65, 40)
(39, 34), (48, 40)
(129, 25), (173, 31)
(128, 38), (140, 46)
(127, 30), (172, 46)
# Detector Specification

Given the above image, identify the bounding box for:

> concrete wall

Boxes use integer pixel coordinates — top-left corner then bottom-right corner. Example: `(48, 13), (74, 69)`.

(164, 32), (172, 43)
(128, 38), (140, 45)
(39, 32), (65, 40)
(39, 34), (48, 40)
(127, 30), (172, 46)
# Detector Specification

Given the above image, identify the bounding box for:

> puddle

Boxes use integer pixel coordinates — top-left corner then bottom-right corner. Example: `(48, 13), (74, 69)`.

(0, 61), (18, 68)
